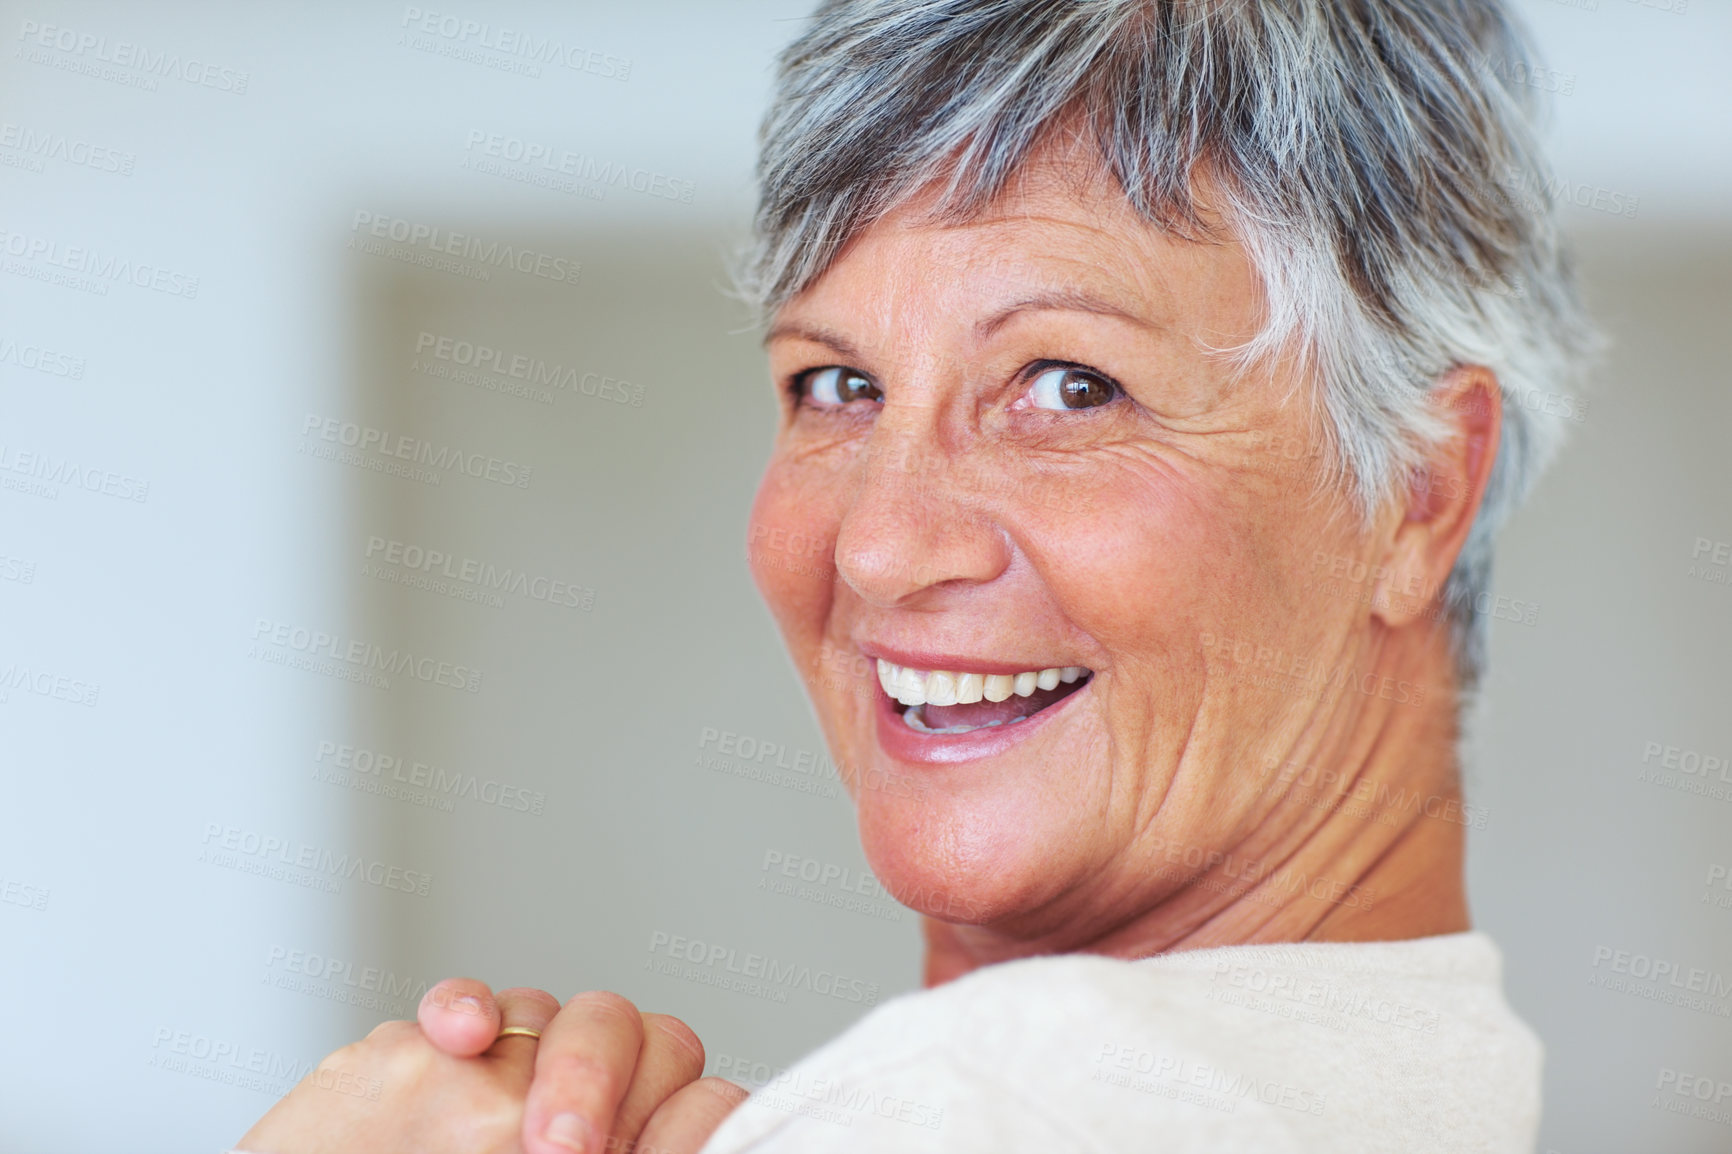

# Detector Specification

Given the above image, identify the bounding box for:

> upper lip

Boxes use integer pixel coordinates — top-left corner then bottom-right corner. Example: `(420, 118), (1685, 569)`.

(855, 640), (1089, 676)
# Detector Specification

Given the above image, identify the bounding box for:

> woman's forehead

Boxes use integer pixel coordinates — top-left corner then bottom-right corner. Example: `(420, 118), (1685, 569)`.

(777, 184), (1256, 346)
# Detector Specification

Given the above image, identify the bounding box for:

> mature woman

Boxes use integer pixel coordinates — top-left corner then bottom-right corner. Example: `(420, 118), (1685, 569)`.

(238, 0), (1591, 1150)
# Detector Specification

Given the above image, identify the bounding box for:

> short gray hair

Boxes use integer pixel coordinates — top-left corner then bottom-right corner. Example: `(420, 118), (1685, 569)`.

(742, 0), (1598, 687)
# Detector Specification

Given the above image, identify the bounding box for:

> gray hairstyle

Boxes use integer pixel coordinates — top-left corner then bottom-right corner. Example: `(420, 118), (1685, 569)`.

(741, 0), (1598, 688)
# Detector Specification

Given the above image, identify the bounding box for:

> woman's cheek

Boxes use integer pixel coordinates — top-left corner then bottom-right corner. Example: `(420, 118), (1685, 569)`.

(747, 460), (841, 645)
(1025, 473), (1212, 648)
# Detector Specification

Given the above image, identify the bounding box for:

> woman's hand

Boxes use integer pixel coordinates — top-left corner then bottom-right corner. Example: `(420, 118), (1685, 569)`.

(236, 979), (747, 1154)
(418, 979), (749, 1154)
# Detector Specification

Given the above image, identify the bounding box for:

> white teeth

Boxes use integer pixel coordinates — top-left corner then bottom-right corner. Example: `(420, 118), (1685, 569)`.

(874, 658), (1090, 708)
(894, 665), (927, 706)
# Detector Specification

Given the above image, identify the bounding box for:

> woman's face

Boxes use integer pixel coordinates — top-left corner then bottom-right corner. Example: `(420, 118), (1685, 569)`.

(749, 155), (1404, 943)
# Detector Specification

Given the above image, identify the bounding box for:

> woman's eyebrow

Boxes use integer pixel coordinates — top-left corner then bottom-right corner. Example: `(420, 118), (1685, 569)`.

(763, 288), (1160, 352)
(975, 287), (1162, 340)
(761, 320), (866, 360)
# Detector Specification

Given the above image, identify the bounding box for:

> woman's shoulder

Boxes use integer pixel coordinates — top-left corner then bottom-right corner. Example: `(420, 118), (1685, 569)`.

(850, 930), (1524, 1040)
(938, 930), (1543, 1111)
(699, 932), (1542, 1154)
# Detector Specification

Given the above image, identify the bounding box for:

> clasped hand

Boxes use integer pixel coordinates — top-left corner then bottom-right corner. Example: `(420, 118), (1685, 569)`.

(237, 978), (746, 1154)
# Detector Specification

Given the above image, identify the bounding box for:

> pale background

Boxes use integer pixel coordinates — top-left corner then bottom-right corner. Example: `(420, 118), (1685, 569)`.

(0, 2), (1727, 1151)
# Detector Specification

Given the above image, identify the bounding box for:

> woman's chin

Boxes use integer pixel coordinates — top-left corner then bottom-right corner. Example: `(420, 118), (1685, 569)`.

(853, 803), (1086, 927)
(830, 681), (1116, 927)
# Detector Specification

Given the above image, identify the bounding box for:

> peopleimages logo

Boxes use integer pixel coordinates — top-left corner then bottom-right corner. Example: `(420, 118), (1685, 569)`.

(0, 658), (100, 707)
(1207, 962), (1440, 1034)
(712, 1053), (945, 1131)
(1498, 165), (1640, 220)
(0, 121), (135, 175)
(300, 413), (533, 490)
(249, 617), (484, 693)
(364, 535), (595, 611)
(1653, 1067), (1732, 1127)
(646, 931), (880, 1007)
(15, 19), (251, 93)
(1267, 757), (1490, 831)
(200, 823), (434, 897)
(0, 554), (38, 584)
(0, 443), (148, 501)
(0, 333), (85, 378)
(1637, 739), (1732, 804)
(1688, 536), (1731, 589)
(1588, 945), (1732, 1017)
(695, 726), (915, 800)
(399, 7), (631, 80)
(1199, 631), (1427, 708)
(1094, 1043), (1328, 1117)
(349, 211), (580, 285)
(263, 944), (436, 1014)
(0, 874), (51, 911)
(148, 1028), (312, 1091)
(461, 129), (695, 204)
(0, 225), (200, 297)
(314, 740), (546, 816)
(413, 331), (643, 406)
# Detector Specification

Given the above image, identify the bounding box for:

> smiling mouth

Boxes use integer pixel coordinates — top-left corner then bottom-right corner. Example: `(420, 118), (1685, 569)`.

(876, 658), (1093, 735)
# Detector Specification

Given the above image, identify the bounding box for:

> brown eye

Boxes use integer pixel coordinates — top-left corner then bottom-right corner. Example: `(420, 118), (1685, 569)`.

(1027, 366), (1117, 410)
(801, 366), (882, 406)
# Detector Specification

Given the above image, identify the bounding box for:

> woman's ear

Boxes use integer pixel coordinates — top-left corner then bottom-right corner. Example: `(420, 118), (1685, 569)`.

(1369, 367), (1502, 629)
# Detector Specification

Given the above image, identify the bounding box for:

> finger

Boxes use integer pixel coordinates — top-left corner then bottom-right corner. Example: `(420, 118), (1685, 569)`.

(636, 1077), (750, 1154)
(606, 1014), (707, 1151)
(418, 977), (501, 1057)
(522, 990), (645, 1154)
(490, 986), (563, 1061)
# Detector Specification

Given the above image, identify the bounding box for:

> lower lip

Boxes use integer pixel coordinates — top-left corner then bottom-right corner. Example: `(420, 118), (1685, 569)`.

(871, 678), (1090, 767)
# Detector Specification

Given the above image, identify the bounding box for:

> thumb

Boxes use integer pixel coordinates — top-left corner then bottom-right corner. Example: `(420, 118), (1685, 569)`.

(418, 977), (502, 1056)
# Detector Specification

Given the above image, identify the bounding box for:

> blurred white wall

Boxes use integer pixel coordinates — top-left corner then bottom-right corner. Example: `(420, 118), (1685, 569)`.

(0, 1), (1726, 1151)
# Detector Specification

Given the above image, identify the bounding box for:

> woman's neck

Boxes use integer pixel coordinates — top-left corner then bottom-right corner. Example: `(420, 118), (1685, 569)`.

(922, 636), (1470, 986)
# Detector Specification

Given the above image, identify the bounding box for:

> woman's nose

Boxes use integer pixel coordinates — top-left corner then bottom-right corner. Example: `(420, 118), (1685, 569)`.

(832, 421), (1013, 608)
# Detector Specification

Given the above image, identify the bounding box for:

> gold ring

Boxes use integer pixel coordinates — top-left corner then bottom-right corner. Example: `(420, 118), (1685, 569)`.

(496, 1026), (542, 1041)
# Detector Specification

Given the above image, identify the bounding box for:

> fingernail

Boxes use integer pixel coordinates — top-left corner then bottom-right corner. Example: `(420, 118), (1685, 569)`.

(450, 994), (483, 1015)
(545, 1112), (594, 1152)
